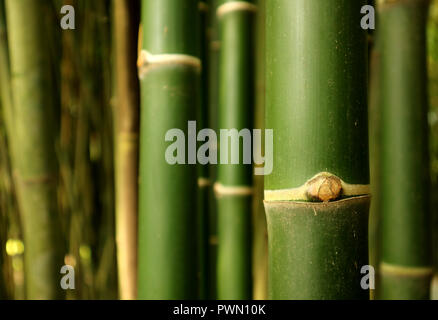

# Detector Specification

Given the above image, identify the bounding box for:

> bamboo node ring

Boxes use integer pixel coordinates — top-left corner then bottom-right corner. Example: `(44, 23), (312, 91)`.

(137, 50), (201, 78)
(214, 182), (253, 197)
(264, 172), (370, 202)
(216, 1), (257, 18)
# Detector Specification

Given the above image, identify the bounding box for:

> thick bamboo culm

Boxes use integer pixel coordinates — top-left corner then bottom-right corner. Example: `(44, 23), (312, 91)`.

(113, 0), (140, 300)
(378, 0), (433, 299)
(137, 0), (200, 299)
(215, 0), (256, 300)
(4, 0), (64, 299)
(265, 0), (370, 299)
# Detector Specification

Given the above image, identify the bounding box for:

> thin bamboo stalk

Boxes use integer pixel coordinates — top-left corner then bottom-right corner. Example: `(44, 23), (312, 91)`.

(378, 0), (433, 299)
(265, 0), (370, 299)
(197, 0), (211, 300)
(113, 0), (140, 300)
(0, 0), (12, 149)
(5, 0), (64, 299)
(368, 22), (381, 301)
(215, 0), (255, 300)
(206, 0), (220, 300)
(252, 0), (267, 301)
(138, 0), (200, 299)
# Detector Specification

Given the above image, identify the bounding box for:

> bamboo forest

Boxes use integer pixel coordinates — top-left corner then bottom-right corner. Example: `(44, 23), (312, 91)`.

(0, 0), (437, 301)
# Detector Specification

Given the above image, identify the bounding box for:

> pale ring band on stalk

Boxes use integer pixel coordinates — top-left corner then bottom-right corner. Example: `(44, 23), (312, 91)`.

(264, 172), (370, 202)
(214, 182), (253, 197)
(216, 1), (257, 18)
(137, 50), (202, 78)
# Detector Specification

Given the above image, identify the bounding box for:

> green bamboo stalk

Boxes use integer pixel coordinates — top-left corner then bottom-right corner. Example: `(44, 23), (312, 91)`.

(138, 0), (200, 299)
(206, 0), (220, 300)
(252, 0), (267, 301)
(0, 0), (12, 148)
(430, 0), (438, 300)
(265, 0), (370, 299)
(197, 0), (211, 300)
(378, 0), (433, 300)
(113, 0), (140, 300)
(215, 0), (255, 300)
(368, 20), (381, 301)
(5, 0), (64, 299)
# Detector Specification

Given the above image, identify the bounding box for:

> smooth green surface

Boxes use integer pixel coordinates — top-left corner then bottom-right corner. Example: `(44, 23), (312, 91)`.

(138, 0), (200, 299)
(266, 197), (370, 300)
(217, 9), (254, 186)
(265, 0), (370, 300)
(379, 1), (432, 299)
(380, 271), (431, 300)
(217, 195), (252, 299)
(265, 0), (369, 190)
(5, 0), (64, 299)
(216, 0), (255, 299)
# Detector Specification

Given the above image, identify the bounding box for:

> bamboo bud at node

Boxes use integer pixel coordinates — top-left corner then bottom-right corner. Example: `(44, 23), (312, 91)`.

(306, 174), (342, 202)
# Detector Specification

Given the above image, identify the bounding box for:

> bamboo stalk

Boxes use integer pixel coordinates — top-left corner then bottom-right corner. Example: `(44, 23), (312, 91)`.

(0, 0), (12, 149)
(5, 0), (64, 299)
(197, 0), (211, 300)
(265, 0), (370, 299)
(138, 0), (200, 299)
(113, 0), (140, 300)
(252, 0), (267, 301)
(206, 0), (220, 299)
(368, 21), (382, 301)
(215, 0), (255, 300)
(378, 0), (433, 299)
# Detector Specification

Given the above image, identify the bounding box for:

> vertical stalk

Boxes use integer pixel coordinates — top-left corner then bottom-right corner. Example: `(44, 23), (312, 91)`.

(0, 0), (12, 149)
(5, 0), (64, 299)
(379, 0), (433, 299)
(197, 0), (210, 300)
(265, 0), (370, 299)
(113, 0), (140, 300)
(368, 17), (381, 300)
(138, 0), (200, 299)
(215, 0), (255, 300)
(252, 0), (268, 300)
(206, 0), (220, 299)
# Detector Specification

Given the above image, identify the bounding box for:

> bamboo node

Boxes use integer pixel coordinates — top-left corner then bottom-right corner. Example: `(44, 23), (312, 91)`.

(306, 174), (342, 202)
(214, 182), (253, 197)
(264, 172), (370, 202)
(216, 1), (257, 18)
(137, 50), (201, 78)
(198, 177), (211, 188)
(380, 262), (434, 278)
